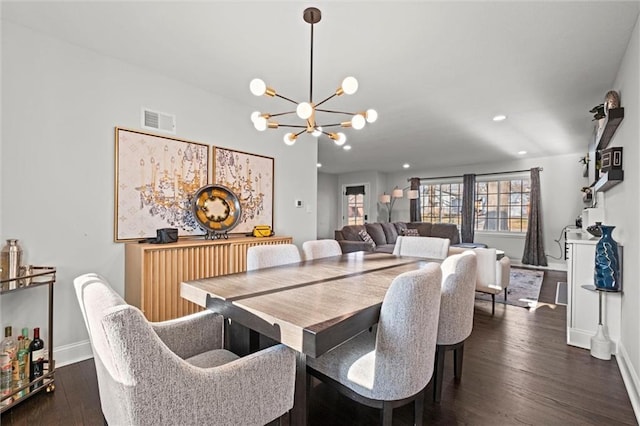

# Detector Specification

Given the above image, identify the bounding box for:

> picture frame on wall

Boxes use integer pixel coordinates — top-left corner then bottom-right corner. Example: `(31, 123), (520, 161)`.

(213, 147), (274, 234)
(114, 127), (210, 242)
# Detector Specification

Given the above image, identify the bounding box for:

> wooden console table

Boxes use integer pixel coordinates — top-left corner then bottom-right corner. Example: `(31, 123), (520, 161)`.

(125, 236), (293, 321)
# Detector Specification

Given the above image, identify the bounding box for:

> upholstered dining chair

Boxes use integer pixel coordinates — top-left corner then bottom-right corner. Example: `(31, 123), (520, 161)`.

(74, 273), (296, 426)
(302, 239), (342, 260)
(246, 243), (302, 271)
(393, 235), (450, 260)
(306, 264), (443, 425)
(433, 250), (478, 402)
(474, 247), (511, 315)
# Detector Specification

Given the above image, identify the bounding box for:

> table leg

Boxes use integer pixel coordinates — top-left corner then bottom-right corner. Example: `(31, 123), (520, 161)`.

(291, 352), (308, 426)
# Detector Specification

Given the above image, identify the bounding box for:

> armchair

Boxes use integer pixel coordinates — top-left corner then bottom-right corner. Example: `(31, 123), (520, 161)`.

(307, 264), (443, 425)
(302, 239), (342, 260)
(392, 235), (450, 260)
(433, 251), (477, 402)
(74, 273), (296, 426)
(246, 244), (302, 271)
(474, 248), (511, 315)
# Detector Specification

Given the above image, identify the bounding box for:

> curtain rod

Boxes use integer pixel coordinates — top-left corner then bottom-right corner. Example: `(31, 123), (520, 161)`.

(408, 167), (543, 182)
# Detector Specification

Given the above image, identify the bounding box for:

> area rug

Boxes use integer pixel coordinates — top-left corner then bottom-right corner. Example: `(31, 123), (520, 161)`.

(475, 268), (544, 309)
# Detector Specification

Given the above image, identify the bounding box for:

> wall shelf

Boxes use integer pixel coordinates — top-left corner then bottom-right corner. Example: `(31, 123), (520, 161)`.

(593, 169), (624, 192)
(595, 107), (624, 151)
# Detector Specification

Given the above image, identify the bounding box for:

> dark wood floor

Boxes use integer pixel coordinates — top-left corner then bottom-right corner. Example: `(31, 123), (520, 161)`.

(1, 269), (636, 425)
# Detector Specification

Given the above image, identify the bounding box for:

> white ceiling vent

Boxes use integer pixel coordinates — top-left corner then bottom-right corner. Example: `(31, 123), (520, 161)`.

(142, 108), (176, 134)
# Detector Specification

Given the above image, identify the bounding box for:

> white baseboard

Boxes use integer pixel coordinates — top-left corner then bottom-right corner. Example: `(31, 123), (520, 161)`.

(616, 342), (640, 423)
(511, 259), (567, 272)
(53, 340), (94, 367)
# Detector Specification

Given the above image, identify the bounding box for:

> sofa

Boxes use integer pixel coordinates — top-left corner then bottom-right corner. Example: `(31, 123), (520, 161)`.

(334, 222), (461, 254)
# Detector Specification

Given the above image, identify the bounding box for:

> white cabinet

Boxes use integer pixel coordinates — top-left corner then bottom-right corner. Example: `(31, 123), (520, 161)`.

(566, 233), (621, 351)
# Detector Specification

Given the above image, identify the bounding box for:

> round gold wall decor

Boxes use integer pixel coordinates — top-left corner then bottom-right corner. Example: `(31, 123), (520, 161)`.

(192, 184), (242, 234)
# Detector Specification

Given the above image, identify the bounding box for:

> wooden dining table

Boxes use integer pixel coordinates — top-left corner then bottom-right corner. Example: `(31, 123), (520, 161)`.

(180, 251), (436, 425)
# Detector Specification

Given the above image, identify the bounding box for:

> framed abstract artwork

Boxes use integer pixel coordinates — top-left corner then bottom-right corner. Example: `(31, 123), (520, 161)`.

(213, 147), (274, 234)
(114, 127), (209, 242)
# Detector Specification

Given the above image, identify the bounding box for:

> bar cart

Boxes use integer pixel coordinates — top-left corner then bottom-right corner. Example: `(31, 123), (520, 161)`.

(0, 267), (56, 413)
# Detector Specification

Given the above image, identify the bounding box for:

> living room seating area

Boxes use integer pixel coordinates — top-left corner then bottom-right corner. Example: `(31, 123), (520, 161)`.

(334, 222), (461, 254)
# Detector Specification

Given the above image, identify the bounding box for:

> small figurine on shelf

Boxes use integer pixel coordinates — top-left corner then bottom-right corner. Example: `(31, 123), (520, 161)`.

(579, 155), (589, 177)
(580, 186), (593, 204)
(589, 103), (605, 121)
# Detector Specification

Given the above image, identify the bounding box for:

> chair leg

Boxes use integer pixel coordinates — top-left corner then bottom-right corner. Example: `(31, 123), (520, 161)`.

(491, 294), (496, 315)
(278, 411), (290, 426)
(381, 401), (393, 426)
(414, 389), (424, 426)
(433, 345), (446, 402)
(453, 344), (464, 380)
(504, 288), (508, 302)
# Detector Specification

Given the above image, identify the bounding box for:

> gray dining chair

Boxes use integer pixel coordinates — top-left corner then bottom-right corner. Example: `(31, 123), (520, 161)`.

(306, 264), (443, 425)
(74, 273), (296, 426)
(302, 239), (342, 260)
(474, 247), (511, 315)
(246, 243), (302, 271)
(392, 235), (450, 260)
(433, 250), (478, 402)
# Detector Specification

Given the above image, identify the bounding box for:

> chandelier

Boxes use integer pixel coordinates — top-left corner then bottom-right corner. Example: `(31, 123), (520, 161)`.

(249, 7), (377, 146)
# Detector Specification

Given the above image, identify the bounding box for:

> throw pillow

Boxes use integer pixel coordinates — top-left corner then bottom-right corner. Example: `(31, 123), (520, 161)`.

(358, 229), (377, 248)
(402, 228), (420, 237)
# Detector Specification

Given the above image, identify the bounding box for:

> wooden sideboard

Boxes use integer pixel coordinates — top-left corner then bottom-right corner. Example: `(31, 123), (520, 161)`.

(124, 236), (293, 321)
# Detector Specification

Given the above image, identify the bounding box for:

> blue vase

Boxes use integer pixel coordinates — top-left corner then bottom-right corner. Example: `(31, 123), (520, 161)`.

(594, 225), (620, 290)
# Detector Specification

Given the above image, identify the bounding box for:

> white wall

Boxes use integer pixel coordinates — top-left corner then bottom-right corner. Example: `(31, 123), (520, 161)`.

(605, 13), (640, 418)
(0, 22), (317, 365)
(317, 172), (339, 239)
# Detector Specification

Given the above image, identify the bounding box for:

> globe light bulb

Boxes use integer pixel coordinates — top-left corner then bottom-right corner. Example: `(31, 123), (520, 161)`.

(332, 132), (346, 146)
(341, 76), (358, 95)
(283, 133), (297, 146)
(351, 114), (366, 130)
(296, 102), (313, 119)
(249, 78), (267, 96)
(365, 109), (378, 123)
(250, 111), (261, 123)
(312, 126), (322, 137)
(254, 116), (267, 131)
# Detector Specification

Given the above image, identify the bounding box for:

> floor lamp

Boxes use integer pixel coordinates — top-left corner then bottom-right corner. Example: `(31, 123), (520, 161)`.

(379, 187), (419, 222)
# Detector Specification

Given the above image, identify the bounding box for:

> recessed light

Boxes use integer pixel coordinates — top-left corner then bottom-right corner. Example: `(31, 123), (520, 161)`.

(518, 150), (527, 155)
(343, 145), (352, 151)
(316, 163), (322, 167)
(493, 114), (507, 122)
(403, 163), (410, 169)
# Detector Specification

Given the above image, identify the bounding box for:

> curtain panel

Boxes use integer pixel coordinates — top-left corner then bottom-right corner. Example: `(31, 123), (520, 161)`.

(461, 174), (476, 243)
(409, 177), (421, 222)
(522, 167), (547, 266)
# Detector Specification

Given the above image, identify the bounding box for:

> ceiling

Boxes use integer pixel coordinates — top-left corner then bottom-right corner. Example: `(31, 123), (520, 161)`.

(3, 1), (639, 174)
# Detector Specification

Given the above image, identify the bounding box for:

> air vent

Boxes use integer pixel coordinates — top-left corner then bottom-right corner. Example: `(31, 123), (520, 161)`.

(142, 108), (176, 134)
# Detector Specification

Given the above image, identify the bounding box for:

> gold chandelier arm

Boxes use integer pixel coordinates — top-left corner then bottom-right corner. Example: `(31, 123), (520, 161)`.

(315, 108), (357, 115)
(315, 93), (337, 108)
(275, 124), (309, 129)
(316, 123), (343, 128)
(274, 93), (301, 105)
(268, 111), (297, 117)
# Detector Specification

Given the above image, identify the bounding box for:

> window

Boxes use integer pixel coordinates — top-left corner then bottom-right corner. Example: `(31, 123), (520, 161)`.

(345, 185), (366, 226)
(418, 182), (464, 225)
(347, 194), (365, 225)
(475, 178), (530, 232)
(418, 175), (530, 233)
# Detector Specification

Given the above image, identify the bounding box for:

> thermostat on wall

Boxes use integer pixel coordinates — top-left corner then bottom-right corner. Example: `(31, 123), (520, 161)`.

(295, 200), (303, 208)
